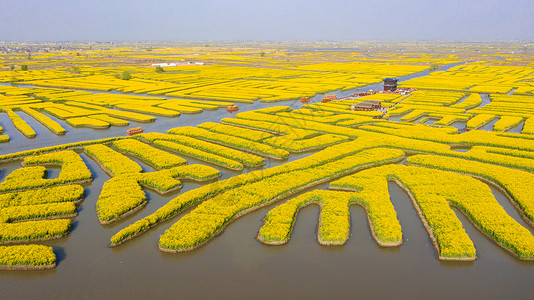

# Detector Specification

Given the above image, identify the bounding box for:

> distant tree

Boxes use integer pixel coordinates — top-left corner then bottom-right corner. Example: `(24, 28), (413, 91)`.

(429, 63), (440, 71)
(155, 66), (165, 73)
(260, 51), (265, 57)
(70, 66), (81, 74)
(9, 76), (18, 83)
(76, 52), (81, 56)
(21, 65), (28, 71)
(27, 53), (32, 60)
(121, 70), (132, 80)
(9, 65), (15, 71)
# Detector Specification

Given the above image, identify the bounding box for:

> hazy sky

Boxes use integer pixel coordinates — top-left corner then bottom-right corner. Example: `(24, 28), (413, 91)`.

(1, 0), (532, 41)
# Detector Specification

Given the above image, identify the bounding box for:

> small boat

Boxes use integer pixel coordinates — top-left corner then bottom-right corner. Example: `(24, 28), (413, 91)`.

(322, 94), (337, 103)
(226, 105), (239, 112)
(300, 97), (310, 103)
(127, 127), (144, 135)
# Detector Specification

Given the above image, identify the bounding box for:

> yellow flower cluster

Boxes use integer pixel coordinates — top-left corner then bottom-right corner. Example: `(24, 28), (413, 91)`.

(263, 133), (349, 153)
(0, 167), (47, 193)
(0, 245), (56, 269)
(522, 117), (534, 135)
(158, 148), (404, 251)
(0, 185), (84, 208)
(466, 114), (496, 129)
(197, 122), (274, 142)
(389, 160), (534, 260)
(258, 189), (402, 246)
(276, 111), (368, 125)
(360, 121), (534, 151)
(156, 164), (221, 182)
(98, 164), (220, 224)
(450, 146), (534, 172)
(492, 116), (524, 131)
(141, 132), (265, 167)
(153, 140), (243, 170)
(23, 150), (93, 182)
(407, 154), (534, 228)
(84, 144), (143, 176)
(97, 175), (149, 224)
(234, 110), (360, 138)
(450, 93), (482, 109)
(221, 117), (317, 138)
(0, 219), (71, 243)
(167, 126), (289, 160)
(112, 139), (186, 170)
(20, 107), (66, 135)
(0, 202), (76, 223)
(89, 114), (129, 126)
(114, 103), (181, 117)
(5, 109), (36, 138)
(290, 108), (335, 117)
(0, 151), (91, 193)
(110, 142), (404, 247)
(66, 116), (110, 129)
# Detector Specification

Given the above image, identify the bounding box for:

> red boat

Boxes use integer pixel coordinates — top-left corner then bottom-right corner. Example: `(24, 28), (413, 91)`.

(226, 105), (239, 112)
(127, 127), (143, 135)
(322, 94), (337, 103)
(300, 97), (310, 103)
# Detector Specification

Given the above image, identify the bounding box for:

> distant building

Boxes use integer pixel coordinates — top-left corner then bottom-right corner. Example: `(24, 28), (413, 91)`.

(351, 100), (381, 111)
(151, 63), (177, 67)
(383, 78), (398, 91)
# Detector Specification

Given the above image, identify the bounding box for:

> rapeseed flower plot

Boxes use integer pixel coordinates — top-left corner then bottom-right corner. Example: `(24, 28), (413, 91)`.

(158, 148), (404, 252)
(140, 132), (265, 168)
(258, 187), (402, 246)
(333, 164), (534, 260)
(112, 139), (186, 170)
(84, 144), (143, 176)
(0, 245), (56, 270)
(5, 109), (36, 138)
(0, 151), (91, 193)
(167, 126), (289, 160)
